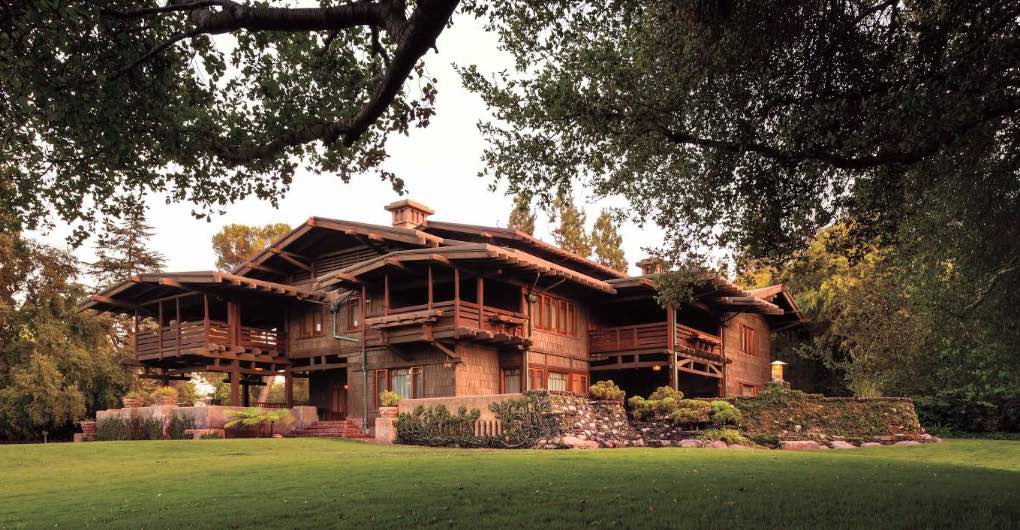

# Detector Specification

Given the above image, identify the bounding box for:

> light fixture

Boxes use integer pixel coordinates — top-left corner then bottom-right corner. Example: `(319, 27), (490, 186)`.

(770, 360), (787, 382)
(651, 365), (662, 372)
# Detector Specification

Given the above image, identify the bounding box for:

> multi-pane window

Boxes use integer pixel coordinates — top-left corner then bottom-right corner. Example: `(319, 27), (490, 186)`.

(534, 294), (577, 336)
(301, 307), (323, 338)
(347, 298), (361, 330)
(741, 325), (758, 356)
(547, 372), (568, 392)
(741, 384), (759, 397)
(375, 367), (424, 405)
(502, 368), (521, 394)
(570, 373), (589, 394)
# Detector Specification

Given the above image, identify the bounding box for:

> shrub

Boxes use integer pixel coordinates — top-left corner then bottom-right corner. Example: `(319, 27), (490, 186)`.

(697, 428), (748, 445)
(649, 386), (683, 402)
(129, 416), (163, 440)
(123, 390), (150, 404)
(95, 418), (130, 441)
(151, 386), (178, 399)
(670, 400), (712, 426)
(589, 380), (625, 401)
(489, 393), (561, 448)
(379, 390), (401, 407)
(200, 432), (223, 439)
(709, 400), (742, 426)
(395, 405), (483, 447)
(629, 387), (686, 420)
(167, 413), (195, 440)
(225, 408), (294, 437)
(750, 433), (780, 447)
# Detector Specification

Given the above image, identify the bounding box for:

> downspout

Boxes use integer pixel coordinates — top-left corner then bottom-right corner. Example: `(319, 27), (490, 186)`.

(524, 273), (541, 391)
(328, 299), (364, 432)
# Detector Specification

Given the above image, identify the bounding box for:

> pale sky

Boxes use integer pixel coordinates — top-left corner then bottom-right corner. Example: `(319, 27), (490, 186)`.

(32, 14), (665, 281)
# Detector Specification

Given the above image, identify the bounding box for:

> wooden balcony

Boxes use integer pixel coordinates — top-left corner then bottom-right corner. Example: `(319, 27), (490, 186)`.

(589, 322), (722, 362)
(135, 320), (283, 360)
(365, 300), (528, 347)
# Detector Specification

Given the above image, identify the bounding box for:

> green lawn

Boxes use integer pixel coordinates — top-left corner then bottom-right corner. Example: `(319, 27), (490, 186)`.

(0, 439), (1017, 529)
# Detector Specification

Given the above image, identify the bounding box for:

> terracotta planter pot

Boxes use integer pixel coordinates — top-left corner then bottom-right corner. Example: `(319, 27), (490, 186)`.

(379, 406), (399, 418)
(156, 396), (178, 407)
(122, 397), (143, 408)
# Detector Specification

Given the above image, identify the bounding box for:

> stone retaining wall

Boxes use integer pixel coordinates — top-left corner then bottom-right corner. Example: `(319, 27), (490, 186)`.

(539, 392), (643, 448)
(727, 394), (925, 442)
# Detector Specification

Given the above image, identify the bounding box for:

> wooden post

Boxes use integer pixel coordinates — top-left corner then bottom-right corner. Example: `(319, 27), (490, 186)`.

(384, 272), (390, 315)
(157, 300), (164, 358)
(477, 276), (484, 328)
(227, 301), (240, 351)
(718, 317), (727, 397)
(132, 310), (139, 359)
(453, 268), (460, 330)
(284, 372), (294, 407)
(360, 284), (367, 339)
(242, 378), (250, 407)
(203, 293), (209, 338)
(667, 304), (677, 390)
(230, 360), (241, 406)
(427, 265), (433, 310)
(176, 296), (182, 357)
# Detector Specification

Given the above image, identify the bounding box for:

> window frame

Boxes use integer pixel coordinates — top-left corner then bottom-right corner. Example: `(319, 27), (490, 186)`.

(741, 324), (758, 356)
(533, 294), (578, 337)
(300, 307), (324, 339)
(547, 371), (568, 392)
(500, 368), (522, 394)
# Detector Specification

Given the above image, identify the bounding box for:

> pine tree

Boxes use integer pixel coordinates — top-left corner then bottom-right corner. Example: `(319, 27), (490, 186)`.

(551, 193), (591, 257)
(508, 194), (536, 235)
(89, 209), (166, 288)
(591, 210), (628, 272)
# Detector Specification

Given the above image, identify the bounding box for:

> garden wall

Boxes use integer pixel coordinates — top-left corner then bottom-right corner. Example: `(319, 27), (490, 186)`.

(542, 392), (643, 448)
(727, 392), (925, 443)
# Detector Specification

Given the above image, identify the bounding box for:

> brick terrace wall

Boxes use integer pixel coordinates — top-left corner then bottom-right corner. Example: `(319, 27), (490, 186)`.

(96, 405), (318, 433)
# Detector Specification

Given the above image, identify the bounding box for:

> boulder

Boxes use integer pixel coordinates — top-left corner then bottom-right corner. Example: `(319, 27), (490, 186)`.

(561, 435), (599, 449)
(780, 440), (827, 450)
(706, 440), (728, 449)
(677, 439), (705, 448)
(860, 442), (883, 448)
(726, 444), (751, 450)
(829, 440), (856, 449)
(894, 440), (922, 446)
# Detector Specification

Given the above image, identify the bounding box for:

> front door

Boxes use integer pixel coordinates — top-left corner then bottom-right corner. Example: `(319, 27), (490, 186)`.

(327, 383), (346, 420)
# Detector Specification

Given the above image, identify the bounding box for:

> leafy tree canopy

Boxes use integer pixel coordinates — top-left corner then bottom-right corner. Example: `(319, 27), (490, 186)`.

(211, 222), (292, 271)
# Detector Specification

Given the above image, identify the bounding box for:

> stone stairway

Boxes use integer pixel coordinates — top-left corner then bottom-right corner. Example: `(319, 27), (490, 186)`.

(289, 419), (370, 439)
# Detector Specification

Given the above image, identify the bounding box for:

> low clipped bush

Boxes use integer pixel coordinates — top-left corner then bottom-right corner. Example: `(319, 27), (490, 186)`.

(709, 400), (742, 426)
(670, 399), (712, 426)
(629, 386), (690, 421)
(395, 405), (482, 446)
(95, 418), (131, 441)
(167, 413), (196, 440)
(697, 428), (749, 445)
(589, 380), (625, 401)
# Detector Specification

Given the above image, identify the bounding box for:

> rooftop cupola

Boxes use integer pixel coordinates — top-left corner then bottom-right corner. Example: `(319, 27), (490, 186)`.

(636, 257), (667, 275)
(384, 199), (434, 229)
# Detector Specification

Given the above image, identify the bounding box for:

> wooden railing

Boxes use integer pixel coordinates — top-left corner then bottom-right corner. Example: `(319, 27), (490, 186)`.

(589, 322), (670, 353)
(368, 299), (527, 337)
(589, 321), (723, 360)
(136, 320), (282, 358)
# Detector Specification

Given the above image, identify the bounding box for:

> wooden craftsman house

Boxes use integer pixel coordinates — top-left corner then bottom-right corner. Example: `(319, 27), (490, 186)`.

(82, 200), (803, 430)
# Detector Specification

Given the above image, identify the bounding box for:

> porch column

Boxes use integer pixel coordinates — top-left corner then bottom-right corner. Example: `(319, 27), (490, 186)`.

(230, 360), (241, 406)
(667, 304), (678, 390)
(242, 379), (251, 407)
(284, 372), (294, 407)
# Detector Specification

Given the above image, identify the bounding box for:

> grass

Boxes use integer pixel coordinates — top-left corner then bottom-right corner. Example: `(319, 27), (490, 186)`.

(0, 439), (1017, 529)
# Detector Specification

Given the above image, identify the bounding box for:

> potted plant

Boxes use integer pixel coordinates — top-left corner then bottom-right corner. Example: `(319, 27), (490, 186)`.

(79, 419), (97, 440)
(152, 386), (179, 407)
(122, 390), (146, 408)
(379, 391), (401, 417)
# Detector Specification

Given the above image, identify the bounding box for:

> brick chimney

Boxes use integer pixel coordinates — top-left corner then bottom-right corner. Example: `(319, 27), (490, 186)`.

(636, 257), (667, 275)
(384, 199), (434, 229)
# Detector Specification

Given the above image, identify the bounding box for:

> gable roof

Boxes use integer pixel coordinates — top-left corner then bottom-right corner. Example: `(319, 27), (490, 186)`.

(232, 216), (445, 279)
(80, 271), (331, 315)
(422, 220), (627, 280)
(314, 243), (617, 294)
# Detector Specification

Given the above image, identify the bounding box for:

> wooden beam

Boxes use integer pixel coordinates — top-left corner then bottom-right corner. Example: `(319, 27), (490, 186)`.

(271, 249), (313, 272)
(430, 340), (460, 361)
(90, 294), (140, 311)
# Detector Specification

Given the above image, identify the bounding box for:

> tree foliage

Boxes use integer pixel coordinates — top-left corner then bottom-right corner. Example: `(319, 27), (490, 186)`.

(590, 209), (627, 272)
(211, 222), (292, 271)
(0, 234), (131, 441)
(550, 192), (590, 257)
(507, 194), (535, 235)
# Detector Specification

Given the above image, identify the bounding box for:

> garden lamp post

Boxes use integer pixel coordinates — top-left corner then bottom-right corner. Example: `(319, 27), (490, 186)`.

(770, 361), (787, 382)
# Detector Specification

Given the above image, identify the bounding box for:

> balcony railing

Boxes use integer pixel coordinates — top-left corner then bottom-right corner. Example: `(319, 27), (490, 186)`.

(136, 320), (282, 359)
(589, 322), (722, 361)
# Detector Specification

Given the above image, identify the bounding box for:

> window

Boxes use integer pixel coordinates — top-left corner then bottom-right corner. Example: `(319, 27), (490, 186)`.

(347, 298), (361, 330)
(534, 294), (577, 336)
(571, 373), (589, 394)
(741, 384), (759, 397)
(375, 367), (424, 405)
(547, 372), (568, 392)
(502, 368), (521, 394)
(301, 307), (323, 338)
(528, 367), (546, 390)
(741, 325), (758, 356)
